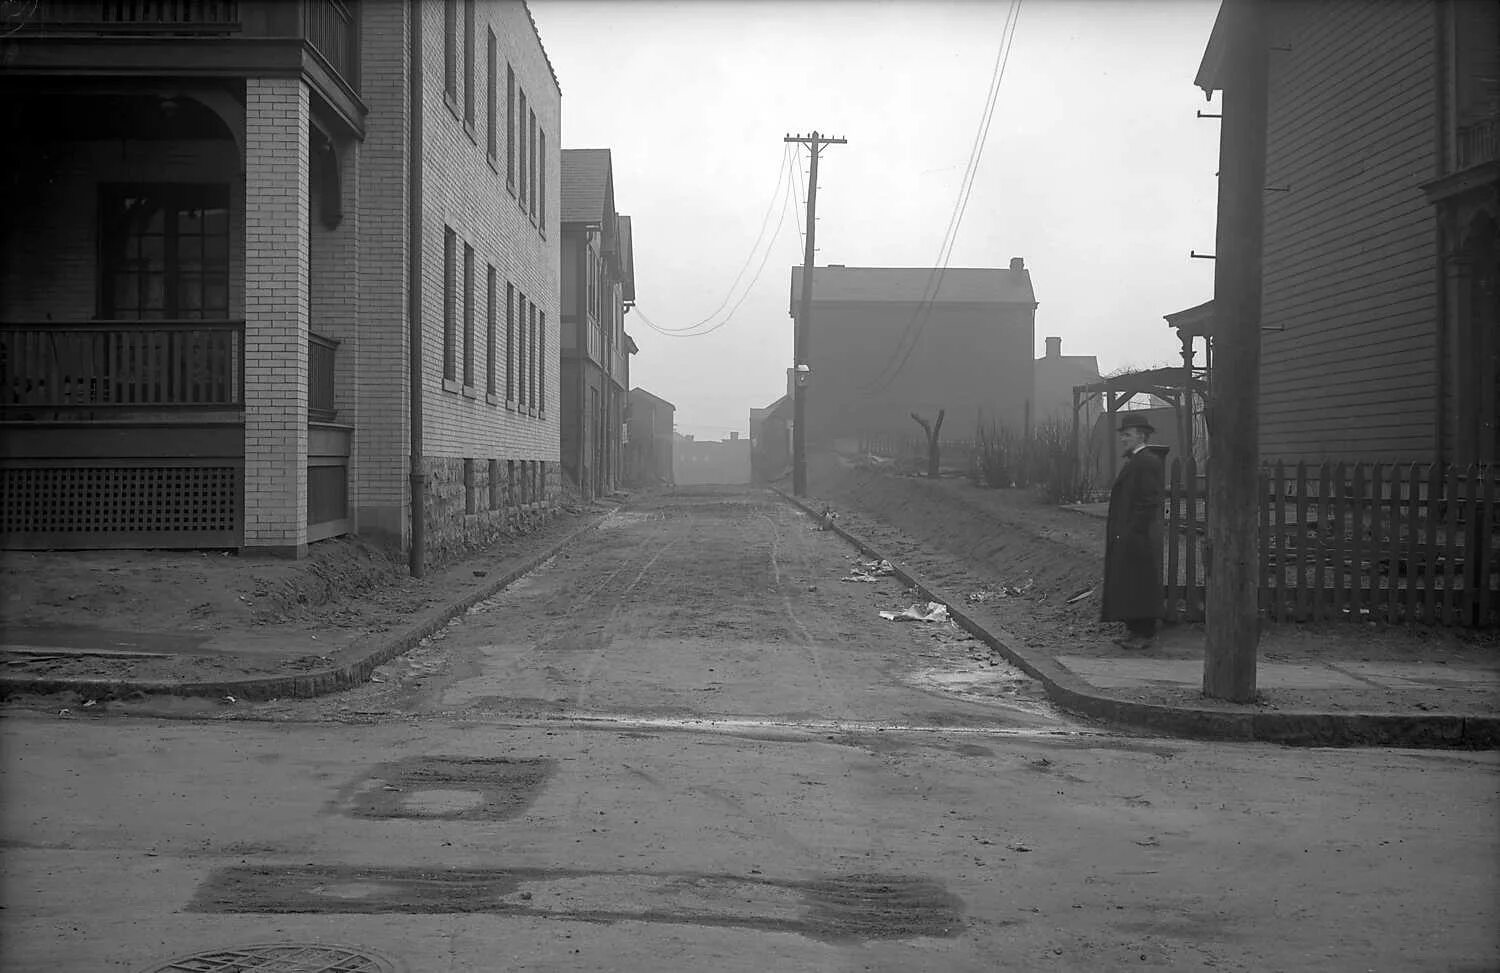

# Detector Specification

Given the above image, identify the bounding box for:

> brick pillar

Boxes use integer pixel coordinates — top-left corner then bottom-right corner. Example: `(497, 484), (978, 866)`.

(242, 77), (311, 557)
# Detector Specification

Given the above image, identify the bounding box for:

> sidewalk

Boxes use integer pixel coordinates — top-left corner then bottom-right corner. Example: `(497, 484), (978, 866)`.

(781, 490), (1500, 749)
(0, 507), (609, 703)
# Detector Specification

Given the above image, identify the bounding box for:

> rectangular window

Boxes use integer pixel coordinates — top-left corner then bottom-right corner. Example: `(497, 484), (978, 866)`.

(505, 281), (516, 401)
(507, 459), (516, 506)
(516, 288), (527, 406)
(464, 458), (476, 515)
(505, 65), (516, 190)
(534, 301), (546, 410)
(463, 0), (475, 127)
(442, 227), (457, 381)
(100, 184), (230, 319)
(486, 29), (497, 160)
(485, 264), (497, 395)
(488, 458), (500, 509)
(538, 310), (546, 413)
(538, 128), (546, 228)
(527, 109), (538, 219)
(517, 89), (528, 208)
(443, 0), (458, 105)
(462, 242), (475, 386)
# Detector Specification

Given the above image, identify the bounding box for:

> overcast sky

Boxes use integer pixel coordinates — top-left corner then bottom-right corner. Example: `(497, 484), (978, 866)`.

(530, 0), (1223, 441)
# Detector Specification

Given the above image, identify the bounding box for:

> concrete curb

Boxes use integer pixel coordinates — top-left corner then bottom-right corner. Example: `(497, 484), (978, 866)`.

(776, 489), (1500, 749)
(0, 518), (605, 703)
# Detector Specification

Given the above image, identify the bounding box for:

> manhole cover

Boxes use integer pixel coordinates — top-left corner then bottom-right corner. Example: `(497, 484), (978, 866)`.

(141, 941), (398, 973)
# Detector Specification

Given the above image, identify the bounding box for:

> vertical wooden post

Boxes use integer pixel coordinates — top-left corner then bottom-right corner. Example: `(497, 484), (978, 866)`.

(1294, 461), (1309, 622)
(1331, 462), (1347, 618)
(1368, 463), (1386, 622)
(1272, 460), (1285, 622)
(1167, 457), (1182, 623)
(1405, 463), (1422, 625)
(1350, 463), (1366, 620)
(1185, 457), (1201, 619)
(1203, 0), (1269, 701)
(1425, 462), (1441, 624)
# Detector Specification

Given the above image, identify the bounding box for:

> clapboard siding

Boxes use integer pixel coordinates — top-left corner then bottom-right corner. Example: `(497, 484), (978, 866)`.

(1258, 0), (1439, 465)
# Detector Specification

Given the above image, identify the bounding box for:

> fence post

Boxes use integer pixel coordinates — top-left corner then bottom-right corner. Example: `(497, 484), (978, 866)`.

(1166, 457), (1181, 623)
(1331, 462), (1346, 620)
(1466, 464), (1483, 626)
(1425, 463), (1442, 625)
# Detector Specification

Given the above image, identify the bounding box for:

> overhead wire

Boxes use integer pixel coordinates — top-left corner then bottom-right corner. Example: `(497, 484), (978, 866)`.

(633, 147), (798, 339)
(638, 144), (794, 334)
(859, 0), (1024, 394)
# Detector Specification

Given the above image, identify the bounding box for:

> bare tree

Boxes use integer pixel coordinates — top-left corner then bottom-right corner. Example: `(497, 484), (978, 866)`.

(910, 409), (945, 478)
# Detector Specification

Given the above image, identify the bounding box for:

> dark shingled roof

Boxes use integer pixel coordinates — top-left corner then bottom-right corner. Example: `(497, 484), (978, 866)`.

(789, 266), (1035, 315)
(560, 148), (612, 224)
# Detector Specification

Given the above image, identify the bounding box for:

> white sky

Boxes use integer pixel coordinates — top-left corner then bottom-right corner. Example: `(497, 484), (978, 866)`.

(529, 0), (1223, 441)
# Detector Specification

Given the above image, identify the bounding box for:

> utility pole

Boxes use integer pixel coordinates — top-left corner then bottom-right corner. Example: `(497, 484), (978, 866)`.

(785, 131), (847, 497)
(1203, 0), (1269, 702)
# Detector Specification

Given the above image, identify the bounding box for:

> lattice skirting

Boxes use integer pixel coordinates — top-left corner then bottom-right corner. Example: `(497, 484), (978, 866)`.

(1, 463), (241, 549)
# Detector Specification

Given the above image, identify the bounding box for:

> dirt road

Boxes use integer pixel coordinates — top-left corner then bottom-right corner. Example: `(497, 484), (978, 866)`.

(2, 489), (1497, 971)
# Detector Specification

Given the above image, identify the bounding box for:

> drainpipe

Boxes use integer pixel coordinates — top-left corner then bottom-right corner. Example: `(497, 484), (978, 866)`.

(407, 0), (427, 577)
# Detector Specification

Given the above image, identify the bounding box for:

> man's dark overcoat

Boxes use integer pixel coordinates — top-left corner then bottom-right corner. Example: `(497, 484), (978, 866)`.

(1101, 444), (1169, 622)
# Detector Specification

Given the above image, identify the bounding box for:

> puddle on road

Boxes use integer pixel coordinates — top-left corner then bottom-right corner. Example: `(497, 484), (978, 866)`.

(343, 756), (554, 821)
(190, 864), (965, 942)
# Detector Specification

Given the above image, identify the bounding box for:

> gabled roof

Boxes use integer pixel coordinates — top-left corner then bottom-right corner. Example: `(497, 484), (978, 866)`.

(789, 265), (1035, 315)
(1195, 1), (1229, 96)
(629, 386), (675, 412)
(560, 148), (613, 225)
(616, 214), (635, 301)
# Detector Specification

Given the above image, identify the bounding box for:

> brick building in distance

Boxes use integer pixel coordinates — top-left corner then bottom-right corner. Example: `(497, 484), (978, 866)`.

(625, 387), (674, 487)
(1032, 336), (1100, 429)
(1, 0), (561, 566)
(789, 262), (1037, 449)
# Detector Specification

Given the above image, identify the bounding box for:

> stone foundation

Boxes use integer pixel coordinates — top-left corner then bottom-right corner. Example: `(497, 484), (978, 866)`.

(421, 456), (560, 568)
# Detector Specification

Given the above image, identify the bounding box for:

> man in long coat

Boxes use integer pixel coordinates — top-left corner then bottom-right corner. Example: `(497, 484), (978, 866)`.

(1101, 413), (1169, 649)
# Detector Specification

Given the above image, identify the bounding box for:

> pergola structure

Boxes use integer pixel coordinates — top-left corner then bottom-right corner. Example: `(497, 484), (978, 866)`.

(1071, 365), (1209, 487)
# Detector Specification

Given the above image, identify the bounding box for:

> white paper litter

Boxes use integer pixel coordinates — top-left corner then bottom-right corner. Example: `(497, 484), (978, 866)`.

(879, 601), (951, 623)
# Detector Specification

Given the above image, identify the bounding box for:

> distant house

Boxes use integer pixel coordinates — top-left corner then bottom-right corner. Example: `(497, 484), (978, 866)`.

(560, 148), (635, 499)
(750, 394), (792, 483)
(674, 433), (751, 486)
(0, 0), (561, 563)
(1197, 0), (1498, 464)
(625, 387), (674, 487)
(1032, 336), (1101, 428)
(788, 261), (1037, 449)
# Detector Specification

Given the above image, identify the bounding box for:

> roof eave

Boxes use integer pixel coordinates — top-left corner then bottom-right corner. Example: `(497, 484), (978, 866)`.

(1195, 1), (1229, 97)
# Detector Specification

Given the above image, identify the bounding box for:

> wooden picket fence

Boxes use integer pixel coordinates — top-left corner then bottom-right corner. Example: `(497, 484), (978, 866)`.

(1163, 459), (1500, 628)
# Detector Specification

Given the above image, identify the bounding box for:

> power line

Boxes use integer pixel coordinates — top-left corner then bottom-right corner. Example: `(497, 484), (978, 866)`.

(642, 144), (793, 334)
(860, 0), (1024, 394)
(633, 150), (798, 339)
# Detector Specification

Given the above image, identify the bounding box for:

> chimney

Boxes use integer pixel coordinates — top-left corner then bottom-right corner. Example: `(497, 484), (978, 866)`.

(1045, 336), (1062, 358)
(1009, 256), (1025, 271)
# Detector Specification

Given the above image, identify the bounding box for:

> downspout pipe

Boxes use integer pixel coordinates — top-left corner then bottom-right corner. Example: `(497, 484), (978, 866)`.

(407, 0), (426, 577)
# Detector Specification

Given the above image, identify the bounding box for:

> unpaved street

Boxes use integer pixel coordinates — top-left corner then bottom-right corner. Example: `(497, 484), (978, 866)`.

(3, 490), (1498, 972)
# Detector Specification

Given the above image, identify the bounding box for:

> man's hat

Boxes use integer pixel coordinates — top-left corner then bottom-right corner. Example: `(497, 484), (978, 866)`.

(1118, 413), (1154, 434)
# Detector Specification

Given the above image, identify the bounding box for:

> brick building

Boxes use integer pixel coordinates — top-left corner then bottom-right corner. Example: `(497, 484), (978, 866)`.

(0, 0), (562, 565)
(1032, 336), (1100, 428)
(1197, 0), (1498, 464)
(789, 262), (1037, 449)
(559, 149), (635, 499)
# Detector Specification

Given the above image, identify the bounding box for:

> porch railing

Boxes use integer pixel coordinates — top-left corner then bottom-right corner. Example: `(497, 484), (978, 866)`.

(1456, 117), (1499, 171)
(18, 0), (242, 33)
(308, 332), (338, 422)
(1, 321), (244, 410)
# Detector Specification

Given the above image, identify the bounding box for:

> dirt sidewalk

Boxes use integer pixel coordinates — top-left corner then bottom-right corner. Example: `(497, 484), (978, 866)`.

(806, 456), (1500, 718)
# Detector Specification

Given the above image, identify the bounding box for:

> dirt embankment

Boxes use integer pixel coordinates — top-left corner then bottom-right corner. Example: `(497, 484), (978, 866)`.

(806, 456), (1500, 668)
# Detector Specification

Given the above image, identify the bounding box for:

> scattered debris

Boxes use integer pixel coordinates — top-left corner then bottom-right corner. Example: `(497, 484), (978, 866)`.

(880, 602), (951, 624)
(1066, 586), (1096, 605)
(809, 505), (841, 531)
(969, 580), (1035, 602)
(221, 695), (237, 705)
(1007, 841), (1032, 853)
(841, 559), (895, 583)
(1134, 836), (1160, 847)
(967, 590), (999, 603)
(57, 708), (72, 719)
(81, 699), (97, 708)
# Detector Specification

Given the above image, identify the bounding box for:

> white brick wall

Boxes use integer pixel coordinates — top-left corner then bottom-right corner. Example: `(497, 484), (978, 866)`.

(413, 0), (561, 462)
(242, 77), (311, 554)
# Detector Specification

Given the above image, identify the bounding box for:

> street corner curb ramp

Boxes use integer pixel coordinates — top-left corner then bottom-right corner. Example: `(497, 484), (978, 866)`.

(0, 518), (606, 704)
(772, 488), (1500, 750)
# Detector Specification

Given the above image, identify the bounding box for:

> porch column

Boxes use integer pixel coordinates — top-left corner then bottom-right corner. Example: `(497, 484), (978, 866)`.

(242, 77), (311, 557)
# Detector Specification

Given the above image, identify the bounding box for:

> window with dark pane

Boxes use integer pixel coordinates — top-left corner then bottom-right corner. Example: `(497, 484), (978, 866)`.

(100, 184), (230, 320)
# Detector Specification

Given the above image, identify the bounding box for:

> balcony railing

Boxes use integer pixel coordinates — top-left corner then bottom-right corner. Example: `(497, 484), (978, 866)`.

(19, 0), (242, 33)
(1456, 117), (1499, 171)
(303, 0), (358, 91)
(1, 321), (244, 410)
(308, 332), (338, 422)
